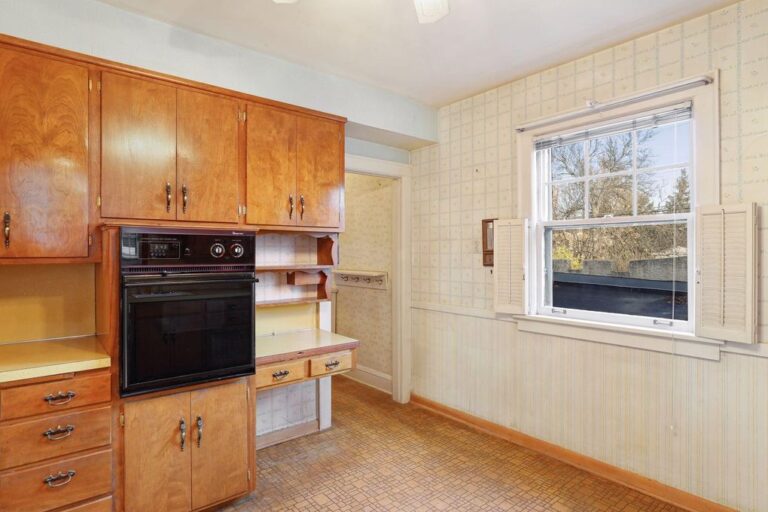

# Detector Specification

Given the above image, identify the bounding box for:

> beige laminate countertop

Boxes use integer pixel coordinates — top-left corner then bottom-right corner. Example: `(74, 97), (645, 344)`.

(0, 336), (111, 384)
(256, 329), (359, 365)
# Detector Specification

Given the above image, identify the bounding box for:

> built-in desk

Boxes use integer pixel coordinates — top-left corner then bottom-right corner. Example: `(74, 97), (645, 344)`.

(0, 336), (110, 384)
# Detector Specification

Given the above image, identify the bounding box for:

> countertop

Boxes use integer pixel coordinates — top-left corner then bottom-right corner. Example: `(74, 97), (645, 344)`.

(256, 329), (359, 365)
(0, 336), (111, 384)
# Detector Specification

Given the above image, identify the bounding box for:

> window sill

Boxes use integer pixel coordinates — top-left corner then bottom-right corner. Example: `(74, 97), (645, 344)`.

(515, 314), (723, 360)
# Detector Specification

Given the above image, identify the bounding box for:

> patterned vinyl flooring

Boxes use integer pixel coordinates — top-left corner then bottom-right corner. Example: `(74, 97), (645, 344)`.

(225, 377), (683, 512)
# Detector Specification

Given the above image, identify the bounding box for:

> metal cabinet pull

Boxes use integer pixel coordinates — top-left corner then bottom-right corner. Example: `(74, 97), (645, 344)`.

(180, 418), (187, 451)
(325, 360), (340, 370)
(43, 424), (75, 441)
(43, 470), (76, 488)
(44, 391), (76, 406)
(288, 195), (294, 219)
(3, 212), (9, 248)
(182, 184), (189, 214)
(272, 369), (290, 381)
(196, 416), (203, 448)
(165, 182), (172, 212)
(299, 195), (305, 220)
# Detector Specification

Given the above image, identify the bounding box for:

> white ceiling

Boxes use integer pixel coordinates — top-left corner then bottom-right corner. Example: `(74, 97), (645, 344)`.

(95, 0), (732, 107)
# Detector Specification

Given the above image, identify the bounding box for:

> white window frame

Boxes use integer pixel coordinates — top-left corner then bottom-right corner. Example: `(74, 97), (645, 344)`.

(517, 75), (720, 336)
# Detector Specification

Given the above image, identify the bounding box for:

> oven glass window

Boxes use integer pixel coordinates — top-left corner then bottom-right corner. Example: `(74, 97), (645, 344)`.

(124, 279), (254, 392)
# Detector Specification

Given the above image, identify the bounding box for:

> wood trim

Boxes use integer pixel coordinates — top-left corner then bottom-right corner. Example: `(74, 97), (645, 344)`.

(0, 34), (346, 124)
(409, 394), (736, 512)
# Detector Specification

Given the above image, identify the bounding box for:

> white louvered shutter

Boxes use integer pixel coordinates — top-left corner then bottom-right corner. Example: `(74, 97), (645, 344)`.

(696, 203), (758, 343)
(493, 219), (528, 315)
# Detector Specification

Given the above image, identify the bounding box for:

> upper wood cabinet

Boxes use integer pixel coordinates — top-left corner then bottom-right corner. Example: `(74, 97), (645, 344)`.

(101, 72), (177, 221)
(0, 47), (90, 258)
(101, 75), (241, 223)
(246, 104), (344, 229)
(177, 89), (240, 223)
(123, 380), (249, 512)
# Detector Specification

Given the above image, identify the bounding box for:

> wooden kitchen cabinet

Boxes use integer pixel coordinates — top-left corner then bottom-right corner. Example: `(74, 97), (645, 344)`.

(124, 392), (191, 512)
(246, 104), (344, 228)
(177, 89), (241, 223)
(0, 47), (90, 258)
(123, 380), (250, 512)
(296, 115), (344, 228)
(101, 72), (177, 221)
(190, 380), (249, 510)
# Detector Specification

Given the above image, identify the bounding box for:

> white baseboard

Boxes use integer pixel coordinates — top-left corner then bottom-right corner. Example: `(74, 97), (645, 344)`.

(342, 364), (392, 394)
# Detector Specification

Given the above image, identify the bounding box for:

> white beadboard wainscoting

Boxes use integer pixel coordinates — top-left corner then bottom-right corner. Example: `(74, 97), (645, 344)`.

(412, 307), (768, 511)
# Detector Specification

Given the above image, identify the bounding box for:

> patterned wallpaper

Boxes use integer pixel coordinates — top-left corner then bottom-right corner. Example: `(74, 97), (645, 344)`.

(336, 173), (395, 376)
(410, 1), (768, 510)
(411, 0), (768, 339)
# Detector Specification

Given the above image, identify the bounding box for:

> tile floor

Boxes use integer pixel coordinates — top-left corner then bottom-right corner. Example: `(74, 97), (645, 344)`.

(227, 377), (683, 511)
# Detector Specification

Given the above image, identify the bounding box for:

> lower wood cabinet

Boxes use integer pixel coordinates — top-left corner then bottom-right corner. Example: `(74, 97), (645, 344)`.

(123, 379), (250, 512)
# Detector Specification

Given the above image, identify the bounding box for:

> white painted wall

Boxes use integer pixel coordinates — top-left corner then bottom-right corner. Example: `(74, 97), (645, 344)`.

(0, 0), (437, 145)
(410, 1), (768, 510)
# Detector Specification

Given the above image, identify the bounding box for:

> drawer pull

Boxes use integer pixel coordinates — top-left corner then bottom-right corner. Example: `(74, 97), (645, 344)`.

(180, 417), (187, 452)
(44, 391), (77, 406)
(43, 470), (76, 488)
(43, 424), (75, 441)
(196, 416), (204, 448)
(325, 360), (340, 370)
(272, 369), (290, 381)
(3, 211), (9, 248)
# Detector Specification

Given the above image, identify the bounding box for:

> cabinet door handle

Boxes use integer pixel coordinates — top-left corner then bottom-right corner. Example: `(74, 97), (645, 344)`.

(43, 470), (76, 488)
(288, 195), (294, 219)
(272, 369), (290, 381)
(325, 360), (340, 370)
(43, 391), (76, 406)
(182, 184), (189, 214)
(3, 211), (9, 248)
(166, 182), (172, 212)
(180, 417), (187, 451)
(196, 416), (203, 448)
(299, 195), (305, 220)
(43, 424), (75, 441)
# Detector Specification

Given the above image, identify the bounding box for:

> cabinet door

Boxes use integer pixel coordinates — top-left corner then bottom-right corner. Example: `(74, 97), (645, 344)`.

(296, 116), (343, 228)
(101, 72), (177, 220)
(0, 48), (89, 258)
(190, 380), (249, 510)
(177, 89), (240, 223)
(245, 105), (297, 226)
(124, 393), (191, 512)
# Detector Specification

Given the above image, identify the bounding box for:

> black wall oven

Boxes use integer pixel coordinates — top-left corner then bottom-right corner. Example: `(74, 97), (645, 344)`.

(120, 228), (256, 396)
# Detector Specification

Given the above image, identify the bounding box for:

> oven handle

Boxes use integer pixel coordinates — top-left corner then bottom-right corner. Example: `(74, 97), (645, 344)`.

(123, 274), (256, 287)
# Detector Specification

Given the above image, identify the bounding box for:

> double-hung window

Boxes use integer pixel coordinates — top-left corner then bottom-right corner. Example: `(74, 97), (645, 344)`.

(534, 104), (693, 331)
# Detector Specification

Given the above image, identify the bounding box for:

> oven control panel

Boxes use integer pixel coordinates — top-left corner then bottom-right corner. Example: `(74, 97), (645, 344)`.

(120, 228), (255, 268)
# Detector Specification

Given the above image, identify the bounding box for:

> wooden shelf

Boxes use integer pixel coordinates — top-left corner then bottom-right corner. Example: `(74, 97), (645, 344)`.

(255, 264), (332, 273)
(255, 298), (331, 308)
(255, 329), (359, 365)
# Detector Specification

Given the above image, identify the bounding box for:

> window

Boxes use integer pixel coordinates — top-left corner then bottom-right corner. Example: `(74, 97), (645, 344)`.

(534, 104), (693, 330)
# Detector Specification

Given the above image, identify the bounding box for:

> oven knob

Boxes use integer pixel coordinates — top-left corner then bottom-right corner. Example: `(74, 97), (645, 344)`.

(210, 243), (226, 258)
(230, 243), (245, 258)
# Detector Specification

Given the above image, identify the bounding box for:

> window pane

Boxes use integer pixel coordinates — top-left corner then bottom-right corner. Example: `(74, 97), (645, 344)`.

(637, 168), (691, 215)
(550, 142), (585, 180)
(589, 132), (632, 174)
(547, 222), (688, 321)
(589, 176), (633, 217)
(551, 182), (585, 220)
(637, 121), (690, 169)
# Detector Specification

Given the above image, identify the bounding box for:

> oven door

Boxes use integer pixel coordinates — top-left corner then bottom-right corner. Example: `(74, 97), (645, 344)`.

(121, 273), (255, 396)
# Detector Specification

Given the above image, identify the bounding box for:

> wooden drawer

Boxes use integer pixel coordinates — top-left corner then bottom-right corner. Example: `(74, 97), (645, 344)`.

(309, 351), (353, 377)
(255, 359), (306, 389)
(60, 496), (113, 512)
(0, 372), (111, 421)
(0, 449), (112, 512)
(0, 406), (112, 470)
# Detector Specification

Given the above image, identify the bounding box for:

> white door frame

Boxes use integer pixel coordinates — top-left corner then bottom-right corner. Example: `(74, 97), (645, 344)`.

(343, 154), (412, 404)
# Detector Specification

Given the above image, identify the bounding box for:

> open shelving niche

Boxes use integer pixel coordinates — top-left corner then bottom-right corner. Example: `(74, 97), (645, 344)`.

(254, 232), (338, 308)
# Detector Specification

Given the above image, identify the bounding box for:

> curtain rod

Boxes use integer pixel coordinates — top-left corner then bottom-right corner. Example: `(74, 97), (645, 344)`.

(515, 75), (713, 133)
